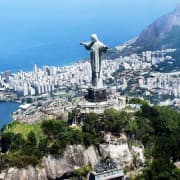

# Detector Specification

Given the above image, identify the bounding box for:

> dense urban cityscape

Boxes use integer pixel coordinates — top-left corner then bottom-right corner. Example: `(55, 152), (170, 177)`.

(0, 48), (178, 100)
(0, 47), (179, 124)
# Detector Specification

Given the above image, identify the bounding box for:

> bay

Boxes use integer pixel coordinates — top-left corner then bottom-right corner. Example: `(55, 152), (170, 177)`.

(0, 102), (19, 129)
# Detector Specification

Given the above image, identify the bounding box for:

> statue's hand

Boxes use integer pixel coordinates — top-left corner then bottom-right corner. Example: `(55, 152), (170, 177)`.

(80, 42), (92, 50)
(104, 46), (109, 50)
(101, 46), (108, 52)
(80, 42), (88, 46)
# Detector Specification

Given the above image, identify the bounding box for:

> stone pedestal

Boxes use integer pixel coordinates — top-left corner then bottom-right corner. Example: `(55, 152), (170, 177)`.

(86, 87), (107, 102)
(77, 95), (126, 115)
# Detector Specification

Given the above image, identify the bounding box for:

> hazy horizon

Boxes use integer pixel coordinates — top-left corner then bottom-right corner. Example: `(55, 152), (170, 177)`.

(0, 0), (180, 71)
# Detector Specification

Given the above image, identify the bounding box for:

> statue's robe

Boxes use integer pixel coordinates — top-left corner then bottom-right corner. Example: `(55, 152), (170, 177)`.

(83, 41), (107, 88)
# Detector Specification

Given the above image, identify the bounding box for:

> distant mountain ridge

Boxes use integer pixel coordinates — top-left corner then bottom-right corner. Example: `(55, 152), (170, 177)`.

(111, 6), (180, 54)
(106, 6), (180, 71)
(135, 6), (180, 46)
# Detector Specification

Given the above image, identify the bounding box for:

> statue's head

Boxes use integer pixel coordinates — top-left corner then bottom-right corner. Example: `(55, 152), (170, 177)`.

(91, 34), (99, 42)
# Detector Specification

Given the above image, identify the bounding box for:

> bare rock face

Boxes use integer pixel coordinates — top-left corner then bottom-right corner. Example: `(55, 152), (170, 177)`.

(0, 145), (100, 180)
(0, 143), (144, 180)
(0, 166), (47, 180)
(83, 146), (100, 167)
(99, 143), (145, 168)
(99, 143), (133, 167)
(42, 145), (100, 179)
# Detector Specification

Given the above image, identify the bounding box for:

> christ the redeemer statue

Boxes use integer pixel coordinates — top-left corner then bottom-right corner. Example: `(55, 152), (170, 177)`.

(80, 34), (108, 88)
(80, 34), (108, 102)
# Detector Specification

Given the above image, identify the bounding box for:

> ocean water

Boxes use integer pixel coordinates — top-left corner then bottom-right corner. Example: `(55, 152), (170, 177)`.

(0, 102), (19, 129)
(0, 0), (179, 72)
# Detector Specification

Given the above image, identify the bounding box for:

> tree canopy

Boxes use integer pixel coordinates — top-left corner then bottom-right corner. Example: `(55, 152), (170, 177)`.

(0, 104), (180, 179)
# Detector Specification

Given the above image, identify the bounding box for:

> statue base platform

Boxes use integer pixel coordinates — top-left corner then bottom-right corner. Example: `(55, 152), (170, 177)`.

(77, 95), (126, 114)
(86, 87), (107, 102)
(78, 101), (109, 114)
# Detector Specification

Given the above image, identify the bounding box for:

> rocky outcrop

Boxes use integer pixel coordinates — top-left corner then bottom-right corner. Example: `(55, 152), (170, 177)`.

(42, 145), (100, 179)
(0, 143), (144, 180)
(99, 143), (133, 167)
(0, 167), (47, 180)
(114, 5), (180, 57)
(136, 6), (180, 45)
(99, 143), (144, 168)
(0, 145), (100, 180)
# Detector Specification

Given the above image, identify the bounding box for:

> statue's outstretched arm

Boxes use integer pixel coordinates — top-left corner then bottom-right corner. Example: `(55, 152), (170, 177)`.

(101, 45), (109, 53)
(80, 41), (94, 50)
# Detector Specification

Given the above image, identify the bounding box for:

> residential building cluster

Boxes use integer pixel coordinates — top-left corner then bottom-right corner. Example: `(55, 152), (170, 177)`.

(0, 60), (124, 97)
(0, 48), (178, 109)
(139, 72), (180, 98)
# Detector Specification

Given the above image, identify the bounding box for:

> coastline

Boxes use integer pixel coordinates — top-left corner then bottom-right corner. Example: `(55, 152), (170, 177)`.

(0, 57), (90, 74)
(0, 102), (20, 129)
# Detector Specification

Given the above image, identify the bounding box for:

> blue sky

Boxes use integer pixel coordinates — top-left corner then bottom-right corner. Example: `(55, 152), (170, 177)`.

(0, 0), (179, 51)
(0, 0), (180, 71)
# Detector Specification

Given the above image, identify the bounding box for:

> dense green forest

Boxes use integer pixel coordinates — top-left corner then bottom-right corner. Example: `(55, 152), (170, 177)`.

(0, 102), (180, 179)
